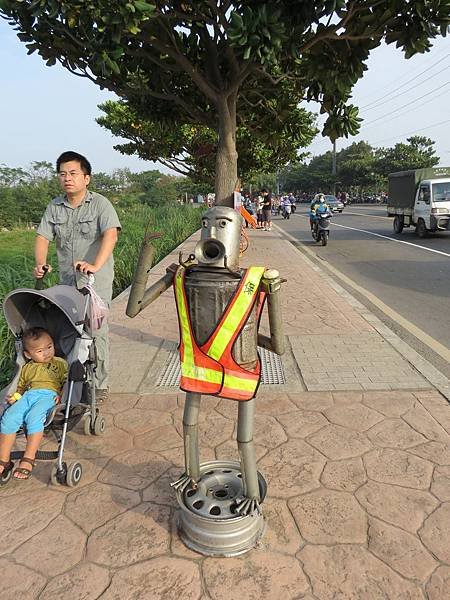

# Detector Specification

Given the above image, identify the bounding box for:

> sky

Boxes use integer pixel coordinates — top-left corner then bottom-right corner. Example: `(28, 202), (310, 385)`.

(0, 17), (449, 175)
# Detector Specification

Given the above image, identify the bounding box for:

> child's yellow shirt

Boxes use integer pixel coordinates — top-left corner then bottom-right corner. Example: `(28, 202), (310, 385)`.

(16, 357), (68, 395)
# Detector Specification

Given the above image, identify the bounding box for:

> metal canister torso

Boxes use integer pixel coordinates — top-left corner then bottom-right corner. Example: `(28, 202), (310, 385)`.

(184, 268), (258, 369)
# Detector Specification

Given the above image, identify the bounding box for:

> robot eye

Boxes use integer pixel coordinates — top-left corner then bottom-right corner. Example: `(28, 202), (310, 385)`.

(202, 219), (208, 227)
(219, 219), (228, 228)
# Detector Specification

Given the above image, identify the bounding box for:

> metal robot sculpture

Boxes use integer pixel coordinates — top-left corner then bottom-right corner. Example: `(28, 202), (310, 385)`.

(126, 206), (285, 556)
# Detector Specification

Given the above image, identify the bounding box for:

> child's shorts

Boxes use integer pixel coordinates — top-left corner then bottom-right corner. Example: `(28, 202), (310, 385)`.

(0, 389), (57, 435)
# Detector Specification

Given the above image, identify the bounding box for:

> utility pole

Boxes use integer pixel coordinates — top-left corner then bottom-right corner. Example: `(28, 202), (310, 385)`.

(332, 140), (337, 195)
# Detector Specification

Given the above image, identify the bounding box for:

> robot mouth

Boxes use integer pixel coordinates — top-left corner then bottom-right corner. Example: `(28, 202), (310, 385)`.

(195, 239), (226, 263)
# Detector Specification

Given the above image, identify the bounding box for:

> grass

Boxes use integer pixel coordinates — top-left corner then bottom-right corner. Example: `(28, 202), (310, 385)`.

(0, 204), (201, 387)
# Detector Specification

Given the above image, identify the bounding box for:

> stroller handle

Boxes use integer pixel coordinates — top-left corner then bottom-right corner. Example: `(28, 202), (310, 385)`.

(34, 265), (49, 290)
(76, 264), (94, 276)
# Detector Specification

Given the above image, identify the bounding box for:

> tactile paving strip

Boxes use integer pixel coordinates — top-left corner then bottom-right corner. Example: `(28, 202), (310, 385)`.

(157, 346), (286, 387)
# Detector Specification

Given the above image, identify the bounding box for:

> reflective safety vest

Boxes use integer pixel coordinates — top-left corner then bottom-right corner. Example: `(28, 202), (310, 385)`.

(174, 265), (266, 401)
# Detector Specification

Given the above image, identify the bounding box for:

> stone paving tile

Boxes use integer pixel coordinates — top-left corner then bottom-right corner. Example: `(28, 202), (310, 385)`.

(431, 465), (450, 501)
(298, 544), (425, 599)
(368, 517), (438, 581)
(320, 457), (367, 492)
(102, 557), (202, 599)
(12, 514), (86, 577)
(307, 423), (373, 459)
(3, 230), (450, 599)
(425, 566), (450, 600)
(356, 481), (439, 532)
(202, 552), (310, 599)
(289, 489), (367, 544)
(38, 562), (111, 600)
(363, 448), (433, 489)
(419, 503), (450, 563)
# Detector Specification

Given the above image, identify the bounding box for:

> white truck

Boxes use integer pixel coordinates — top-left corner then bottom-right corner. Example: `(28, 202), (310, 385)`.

(387, 167), (450, 238)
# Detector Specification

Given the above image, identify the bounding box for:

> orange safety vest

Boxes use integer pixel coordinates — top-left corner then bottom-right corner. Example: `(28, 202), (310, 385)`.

(174, 265), (266, 401)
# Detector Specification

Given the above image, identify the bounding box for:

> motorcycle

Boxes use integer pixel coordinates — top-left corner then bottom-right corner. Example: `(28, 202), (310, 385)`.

(282, 204), (292, 219)
(312, 210), (332, 246)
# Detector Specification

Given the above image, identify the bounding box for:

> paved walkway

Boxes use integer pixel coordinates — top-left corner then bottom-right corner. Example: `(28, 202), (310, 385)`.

(2, 223), (450, 599)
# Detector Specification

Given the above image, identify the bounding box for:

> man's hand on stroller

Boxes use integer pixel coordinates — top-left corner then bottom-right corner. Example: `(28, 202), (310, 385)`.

(75, 261), (98, 274)
(34, 264), (52, 278)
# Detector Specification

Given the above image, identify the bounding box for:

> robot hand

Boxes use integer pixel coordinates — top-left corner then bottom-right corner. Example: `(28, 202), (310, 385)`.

(235, 496), (262, 516)
(170, 473), (198, 493)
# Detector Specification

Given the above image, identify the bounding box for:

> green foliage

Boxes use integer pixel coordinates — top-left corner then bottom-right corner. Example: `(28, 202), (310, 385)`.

(282, 137), (440, 193)
(0, 201), (201, 388)
(96, 98), (317, 183)
(374, 136), (440, 175)
(1, 1), (448, 202)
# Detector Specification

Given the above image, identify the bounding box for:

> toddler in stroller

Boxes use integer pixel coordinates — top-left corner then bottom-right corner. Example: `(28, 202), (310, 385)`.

(0, 279), (107, 487)
(0, 327), (67, 480)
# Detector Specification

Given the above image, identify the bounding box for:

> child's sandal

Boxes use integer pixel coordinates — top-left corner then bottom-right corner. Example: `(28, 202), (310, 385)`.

(13, 457), (35, 481)
(0, 459), (14, 480)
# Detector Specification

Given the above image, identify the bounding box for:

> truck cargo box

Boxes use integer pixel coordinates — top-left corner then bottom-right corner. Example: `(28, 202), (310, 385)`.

(388, 167), (450, 210)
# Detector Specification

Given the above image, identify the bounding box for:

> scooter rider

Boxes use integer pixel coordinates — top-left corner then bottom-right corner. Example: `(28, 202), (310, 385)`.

(310, 194), (331, 232)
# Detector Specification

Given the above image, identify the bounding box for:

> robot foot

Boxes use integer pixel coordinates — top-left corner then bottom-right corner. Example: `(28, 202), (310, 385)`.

(235, 497), (262, 517)
(170, 473), (197, 493)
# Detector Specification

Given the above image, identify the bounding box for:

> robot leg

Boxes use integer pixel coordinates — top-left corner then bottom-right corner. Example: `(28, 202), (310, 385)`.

(236, 399), (261, 516)
(171, 392), (201, 492)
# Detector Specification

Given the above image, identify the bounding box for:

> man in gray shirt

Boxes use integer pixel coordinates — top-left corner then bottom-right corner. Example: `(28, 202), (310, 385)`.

(34, 151), (121, 402)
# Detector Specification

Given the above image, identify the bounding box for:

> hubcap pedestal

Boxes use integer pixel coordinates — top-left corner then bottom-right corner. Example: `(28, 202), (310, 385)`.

(175, 459), (266, 556)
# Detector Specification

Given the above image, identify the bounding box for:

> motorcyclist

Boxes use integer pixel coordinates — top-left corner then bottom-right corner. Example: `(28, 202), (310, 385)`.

(281, 195), (292, 219)
(310, 194), (331, 233)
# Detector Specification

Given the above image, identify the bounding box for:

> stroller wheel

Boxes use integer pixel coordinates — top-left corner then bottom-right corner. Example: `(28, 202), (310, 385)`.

(50, 463), (67, 486)
(66, 462), (83, 487)
(92, 415), (106, 436)
(83, 415), (92, 436)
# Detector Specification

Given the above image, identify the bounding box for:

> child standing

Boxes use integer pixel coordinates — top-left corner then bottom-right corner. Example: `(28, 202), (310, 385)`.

(0, 328), (67, 480)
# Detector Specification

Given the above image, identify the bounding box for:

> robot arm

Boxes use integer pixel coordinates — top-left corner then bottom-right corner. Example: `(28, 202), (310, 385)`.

(257, 269), (285, 355)
(126, 233), (177, 318)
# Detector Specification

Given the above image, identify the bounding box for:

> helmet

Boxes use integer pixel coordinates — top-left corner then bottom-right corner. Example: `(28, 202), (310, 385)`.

(318, 194), (325, 203)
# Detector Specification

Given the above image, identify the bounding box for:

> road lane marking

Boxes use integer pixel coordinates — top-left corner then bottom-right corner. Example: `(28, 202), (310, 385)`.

(343, 211), (391, 220)
(296, 214), (450, 258)
(279, 225), (450, 364)
(332, 223), (450, 258)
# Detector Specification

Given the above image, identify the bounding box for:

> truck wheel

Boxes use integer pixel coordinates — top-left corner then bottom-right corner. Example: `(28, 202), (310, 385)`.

(393, 216), (404, 234)
(416, 220), (427, 238)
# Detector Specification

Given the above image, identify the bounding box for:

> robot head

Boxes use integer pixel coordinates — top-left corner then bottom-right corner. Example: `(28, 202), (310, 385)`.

(194, 206), (243, 270)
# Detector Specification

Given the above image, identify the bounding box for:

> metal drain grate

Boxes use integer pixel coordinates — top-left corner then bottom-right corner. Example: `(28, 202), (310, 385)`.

(156, 346), (286, 387)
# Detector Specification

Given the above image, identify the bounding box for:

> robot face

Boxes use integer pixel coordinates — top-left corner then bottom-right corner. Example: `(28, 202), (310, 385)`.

(195, 206), (243, 269)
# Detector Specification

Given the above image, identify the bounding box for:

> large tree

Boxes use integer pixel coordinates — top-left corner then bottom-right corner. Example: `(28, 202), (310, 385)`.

(374, 135), (440, 175)
(96, 97), (317, 184)
(1, 1), (448, 206)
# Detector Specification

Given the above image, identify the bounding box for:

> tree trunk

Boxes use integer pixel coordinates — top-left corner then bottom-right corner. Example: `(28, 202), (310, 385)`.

(214, 94), (238, 207)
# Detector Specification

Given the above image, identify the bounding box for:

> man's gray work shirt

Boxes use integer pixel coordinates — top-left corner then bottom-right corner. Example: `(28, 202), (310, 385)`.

(37, 190), (121, 301)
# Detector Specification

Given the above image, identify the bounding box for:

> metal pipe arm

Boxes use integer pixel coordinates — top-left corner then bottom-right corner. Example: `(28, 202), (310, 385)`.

(126, 233), (177, 318)
(258, 269), (285, 355)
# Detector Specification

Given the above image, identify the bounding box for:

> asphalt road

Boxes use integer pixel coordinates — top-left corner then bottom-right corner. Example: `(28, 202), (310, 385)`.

(277, 203), (450, 379)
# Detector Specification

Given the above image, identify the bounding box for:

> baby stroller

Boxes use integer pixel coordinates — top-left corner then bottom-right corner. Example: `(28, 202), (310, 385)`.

(0, 277), (106, 487)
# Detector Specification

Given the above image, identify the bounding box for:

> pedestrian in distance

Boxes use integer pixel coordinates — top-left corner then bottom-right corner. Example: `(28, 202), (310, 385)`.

(261, 189), (273, 231)
(33, 151), (122, 404)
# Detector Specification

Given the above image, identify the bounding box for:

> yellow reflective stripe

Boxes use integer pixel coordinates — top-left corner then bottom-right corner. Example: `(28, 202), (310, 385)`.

(223, 373), (257, 391)
(175, 268), (194, 364)
(208, 266), (264, 361)
(181, 362), (223, 383)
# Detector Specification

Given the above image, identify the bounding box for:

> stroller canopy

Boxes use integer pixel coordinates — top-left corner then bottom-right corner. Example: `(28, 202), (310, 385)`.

(2, 285), (88, 356)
